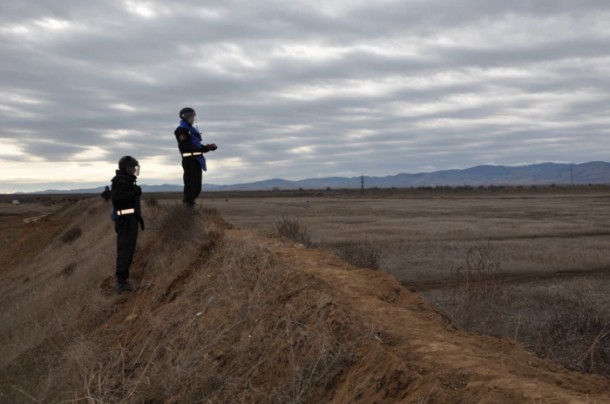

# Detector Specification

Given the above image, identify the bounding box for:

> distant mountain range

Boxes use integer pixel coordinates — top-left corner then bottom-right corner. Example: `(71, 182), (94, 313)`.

(27, 161), (610, 194)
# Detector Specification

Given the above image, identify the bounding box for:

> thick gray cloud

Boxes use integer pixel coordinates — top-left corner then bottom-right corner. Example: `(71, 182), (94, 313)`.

(1, 0), (609, 192)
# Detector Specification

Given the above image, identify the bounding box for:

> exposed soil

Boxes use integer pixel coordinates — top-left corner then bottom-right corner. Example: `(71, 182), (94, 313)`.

(272, 245), (610, 403)
(0, 199), (608, 403)
(0, 208), (67, 271)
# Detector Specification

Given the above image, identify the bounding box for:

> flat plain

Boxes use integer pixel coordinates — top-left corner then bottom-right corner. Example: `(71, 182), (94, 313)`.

(197, 186), (610, 288)
(5, 187), (610, 288)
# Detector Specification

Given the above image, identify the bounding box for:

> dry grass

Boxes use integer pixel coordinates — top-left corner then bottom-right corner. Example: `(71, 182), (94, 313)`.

(510, 280), (610, 376)
(1, 200), (371, 402)
(271, 217), (382, 270)
(206, 188), (610, 378)
(426, 243), (610, 377)
(3, 188), (610, 401)
(209, 190), (610, 284)
(53, 225), (364, 403)
(0, 200), (116, 367)
(273, 216), (313, 247)
(326, 238), (381, 270)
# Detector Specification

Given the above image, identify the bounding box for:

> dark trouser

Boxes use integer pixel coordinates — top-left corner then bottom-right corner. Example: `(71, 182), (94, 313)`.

(182, 157), (202, 204)
(115, 215), (139, 282)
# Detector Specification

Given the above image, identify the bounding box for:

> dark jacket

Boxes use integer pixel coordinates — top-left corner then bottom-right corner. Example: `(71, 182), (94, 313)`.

(111, 170), (141, 216)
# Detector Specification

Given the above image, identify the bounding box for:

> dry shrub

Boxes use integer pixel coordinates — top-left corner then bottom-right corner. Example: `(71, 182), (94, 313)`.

(427, 243), (610, 377)
(431, 243), (510, 335)
(328, 239), (381, 270)
(517, 290), (610, 376)
(455, 242), (501, 288)
(61, 226), (82, 244)
(273, 217), (312, 247)
(548, 304), (609, 374)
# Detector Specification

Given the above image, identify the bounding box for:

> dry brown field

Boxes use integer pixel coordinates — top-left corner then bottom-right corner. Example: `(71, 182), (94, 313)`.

(194, 186), (610, 287)
(5, 186), (610, 290)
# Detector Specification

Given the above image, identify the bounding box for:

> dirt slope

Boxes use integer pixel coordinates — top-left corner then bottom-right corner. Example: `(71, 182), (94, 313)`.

(280, 246), (609, 402)
(0, 199), (608, 403)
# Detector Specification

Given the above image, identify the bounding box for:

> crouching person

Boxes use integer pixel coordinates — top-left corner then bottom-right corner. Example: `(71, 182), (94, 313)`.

(111, 156), (144, 292)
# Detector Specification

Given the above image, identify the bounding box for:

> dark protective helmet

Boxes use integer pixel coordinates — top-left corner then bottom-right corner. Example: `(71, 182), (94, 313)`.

(179, 107), (196, 121)
(118, 155), (139, 171)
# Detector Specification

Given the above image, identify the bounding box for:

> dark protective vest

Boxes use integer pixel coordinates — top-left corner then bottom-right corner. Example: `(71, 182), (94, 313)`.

(177, 120), (207, 171)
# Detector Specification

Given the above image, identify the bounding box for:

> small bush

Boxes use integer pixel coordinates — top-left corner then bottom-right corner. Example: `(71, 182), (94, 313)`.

(330, 239), (381, 270)
(455, 242), (501, 288)
(61, 227), (82, 244)
(272, 217), (312, 247)
(525, 293), (610, 376)
(429, 242), (509, 335)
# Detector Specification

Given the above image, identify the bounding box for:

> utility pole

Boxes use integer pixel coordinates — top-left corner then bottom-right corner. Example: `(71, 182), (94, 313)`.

(361, 174), (364, 193)
(570, 164), (574, 186)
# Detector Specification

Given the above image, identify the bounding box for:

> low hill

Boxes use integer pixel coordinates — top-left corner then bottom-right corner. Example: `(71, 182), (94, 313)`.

(218, 161), (610, 190)
(23, 161), (610, 194)
(0, 199), (608, 402)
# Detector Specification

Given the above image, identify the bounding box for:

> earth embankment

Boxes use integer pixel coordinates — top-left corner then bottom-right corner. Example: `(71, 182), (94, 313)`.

(0, 199), (608, 402)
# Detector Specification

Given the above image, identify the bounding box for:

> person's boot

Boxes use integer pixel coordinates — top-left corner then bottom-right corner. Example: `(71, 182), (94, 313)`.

(116, 279), (135, 293)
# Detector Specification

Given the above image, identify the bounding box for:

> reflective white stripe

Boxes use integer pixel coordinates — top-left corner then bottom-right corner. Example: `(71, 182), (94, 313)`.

(116, 208), (135, 216)
(182, 152), (203, 157)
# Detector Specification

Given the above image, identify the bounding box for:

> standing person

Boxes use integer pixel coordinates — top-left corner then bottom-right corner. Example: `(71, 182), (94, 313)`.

(111, 156), (144, 292)
(101, 185), (111, 201)
(174, 107), (218, 206)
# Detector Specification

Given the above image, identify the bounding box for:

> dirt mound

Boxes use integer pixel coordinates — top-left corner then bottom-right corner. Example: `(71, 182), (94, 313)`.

(0, 199), (608, 402)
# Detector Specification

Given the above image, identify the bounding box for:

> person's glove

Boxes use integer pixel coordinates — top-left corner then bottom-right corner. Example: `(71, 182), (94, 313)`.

(206, 143), (218, 151)
(134, 185), (142, 196)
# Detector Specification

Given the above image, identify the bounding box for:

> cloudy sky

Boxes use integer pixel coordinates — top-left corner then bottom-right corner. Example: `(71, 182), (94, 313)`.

(1, 1), (609, 192)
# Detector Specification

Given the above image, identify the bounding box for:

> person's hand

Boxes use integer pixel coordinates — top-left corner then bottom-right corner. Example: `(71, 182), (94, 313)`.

(134, 185), (142, 196)
(207, 143), (218, 151)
